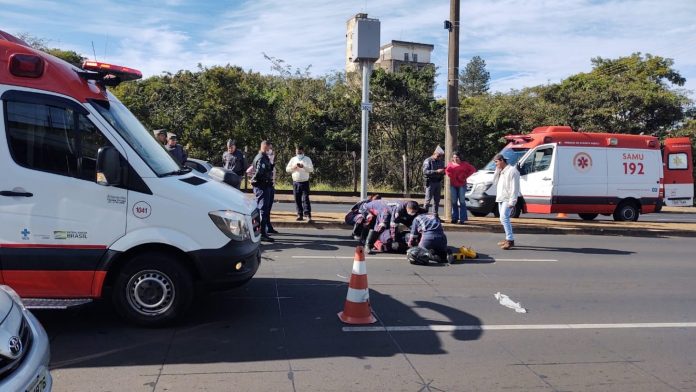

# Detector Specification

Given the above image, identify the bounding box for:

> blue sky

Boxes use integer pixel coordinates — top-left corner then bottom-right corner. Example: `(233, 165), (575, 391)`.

(1, 0), (695, 99)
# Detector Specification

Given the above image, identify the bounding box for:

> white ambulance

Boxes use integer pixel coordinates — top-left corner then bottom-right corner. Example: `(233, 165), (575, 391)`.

(466, 126), (693, 221)
(0, 31), (261, 325)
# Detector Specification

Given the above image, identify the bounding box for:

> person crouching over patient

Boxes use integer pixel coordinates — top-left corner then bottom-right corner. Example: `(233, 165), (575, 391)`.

(406, 202), (449, 264)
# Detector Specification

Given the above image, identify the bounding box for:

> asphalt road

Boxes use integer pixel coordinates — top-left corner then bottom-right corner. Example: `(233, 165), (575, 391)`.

(274, 201), (696, 223)
(36, 229), (696, 391)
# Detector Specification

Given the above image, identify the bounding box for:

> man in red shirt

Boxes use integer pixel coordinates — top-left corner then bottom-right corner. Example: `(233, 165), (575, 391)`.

(445, 151), (477, 224)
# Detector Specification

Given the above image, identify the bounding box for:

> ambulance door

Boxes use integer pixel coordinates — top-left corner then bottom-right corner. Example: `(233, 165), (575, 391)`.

(0, 91), (127, 297)
(663, 137), (694, 207)
(518, 144), (556, 213)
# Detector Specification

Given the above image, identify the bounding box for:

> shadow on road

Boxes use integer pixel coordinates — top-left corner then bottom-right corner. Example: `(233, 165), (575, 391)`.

(261, 232), (358, 254)
(34, 277), (482, 370)
(511, 245), (634, 255)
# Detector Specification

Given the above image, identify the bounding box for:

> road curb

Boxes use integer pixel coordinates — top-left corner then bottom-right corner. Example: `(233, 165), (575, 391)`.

(270, 221), (696, 238)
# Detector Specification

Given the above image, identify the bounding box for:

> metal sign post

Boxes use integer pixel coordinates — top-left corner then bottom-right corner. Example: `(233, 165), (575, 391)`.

(360, 61), (372, 200)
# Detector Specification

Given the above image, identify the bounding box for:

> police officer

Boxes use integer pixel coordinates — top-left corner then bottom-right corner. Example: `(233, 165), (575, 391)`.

(359, 198), (391, 254)
(251, 140), (275, 242)
(153, 129), (167, 146)
(423, 145), (445, 217)
(222, 139), (246, 177)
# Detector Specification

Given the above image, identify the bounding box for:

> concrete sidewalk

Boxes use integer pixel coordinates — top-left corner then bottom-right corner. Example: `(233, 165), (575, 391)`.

(264, 196), (696, 237)
(269, 192), (696, 214)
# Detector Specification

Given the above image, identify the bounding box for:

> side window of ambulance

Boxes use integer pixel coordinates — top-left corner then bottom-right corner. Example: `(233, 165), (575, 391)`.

(527, 147), (554, 174)
(5, 99), (110, 181)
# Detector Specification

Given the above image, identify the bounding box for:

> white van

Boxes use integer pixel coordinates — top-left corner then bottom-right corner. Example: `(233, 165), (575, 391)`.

(0, 31), (261, 325)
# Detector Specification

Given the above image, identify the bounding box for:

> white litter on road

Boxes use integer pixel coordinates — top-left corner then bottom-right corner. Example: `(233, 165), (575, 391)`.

(494, 292), (527, 313)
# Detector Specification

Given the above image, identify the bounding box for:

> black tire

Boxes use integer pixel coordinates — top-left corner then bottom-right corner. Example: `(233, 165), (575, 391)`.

(578, 213), (598, 221)
(469, 211), (489, 217)
(613, 201), (639, 222)
(112, 252), (194, 326)
(654, 199), (663, 213)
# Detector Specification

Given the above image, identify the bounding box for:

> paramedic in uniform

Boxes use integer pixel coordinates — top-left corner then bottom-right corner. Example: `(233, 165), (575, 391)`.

(422, 146), (445, 217)
(492, 153), (520, 250)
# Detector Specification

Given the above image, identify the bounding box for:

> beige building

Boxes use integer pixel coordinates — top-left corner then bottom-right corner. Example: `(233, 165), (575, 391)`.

(346, 14), (434, 74)
(375, 40), (434, 72)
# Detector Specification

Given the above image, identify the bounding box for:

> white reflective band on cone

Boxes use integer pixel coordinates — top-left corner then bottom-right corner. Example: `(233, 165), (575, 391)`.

(352, 260), (366, 275)
(346, 288), (369, 303)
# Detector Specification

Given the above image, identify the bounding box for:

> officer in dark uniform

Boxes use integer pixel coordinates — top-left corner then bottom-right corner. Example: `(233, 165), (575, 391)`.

(222, 139), (246, 177)
(423, 146), (445, 216)
(407, 206), (448, 262)
(251, 140), (274, 242)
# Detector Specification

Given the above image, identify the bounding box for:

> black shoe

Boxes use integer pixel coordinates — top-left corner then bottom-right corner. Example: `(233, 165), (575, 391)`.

(306, 216), (314, 223)
(267, 228), (279, 234)
(450, 220), (457, 224)
(261, 234), (275, 242)
(295, 215), (304, 221)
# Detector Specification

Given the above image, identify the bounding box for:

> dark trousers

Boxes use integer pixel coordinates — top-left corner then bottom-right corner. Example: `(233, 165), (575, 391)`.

(424, 181), (442, 216)
(267, 185), (276, 230)
(253, 185), (273, 235)
(293, 181), (312, 217)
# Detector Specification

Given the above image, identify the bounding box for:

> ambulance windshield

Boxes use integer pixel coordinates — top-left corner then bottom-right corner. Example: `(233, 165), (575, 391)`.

(482, 148), (528, 171)
(90, 92), (181, 176)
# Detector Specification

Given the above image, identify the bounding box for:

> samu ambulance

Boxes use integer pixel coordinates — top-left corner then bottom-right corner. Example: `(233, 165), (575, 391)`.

(0, 31), (261, 325)
(466, 126), (693, 221)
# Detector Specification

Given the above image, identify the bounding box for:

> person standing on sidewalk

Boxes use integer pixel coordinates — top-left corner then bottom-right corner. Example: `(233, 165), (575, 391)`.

(251, 141), (275, 242)
(422, 146), (446, 217)
(445, 151), (477, 224)
(492, 153), (520, 250)
(166, 132), (187, 165)
(286, 146), (314, 223)
(265, 142), (278, 234)
(222, 139), (246, 177)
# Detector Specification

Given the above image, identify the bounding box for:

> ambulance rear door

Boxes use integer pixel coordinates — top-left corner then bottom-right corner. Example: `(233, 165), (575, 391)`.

(662, 137), (694, 207)
(0, 90), (128, 297)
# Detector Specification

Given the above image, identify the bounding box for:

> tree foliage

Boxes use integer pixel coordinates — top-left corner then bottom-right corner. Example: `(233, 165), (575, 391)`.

(459, 55), (490, 97)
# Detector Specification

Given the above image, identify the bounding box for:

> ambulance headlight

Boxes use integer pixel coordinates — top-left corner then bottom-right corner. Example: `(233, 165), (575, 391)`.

(472, 182), (493, 194)
(209, 211), (250, 241)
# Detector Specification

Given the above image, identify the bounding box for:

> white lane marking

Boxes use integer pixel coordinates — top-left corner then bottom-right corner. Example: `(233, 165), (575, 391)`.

(343, 322), (696, 332)
(291, 256), (557, 262)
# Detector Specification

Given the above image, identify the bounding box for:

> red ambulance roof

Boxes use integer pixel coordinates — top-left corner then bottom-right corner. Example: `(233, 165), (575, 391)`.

(1, 30), (108, 102)
(507, 126), (660, 150)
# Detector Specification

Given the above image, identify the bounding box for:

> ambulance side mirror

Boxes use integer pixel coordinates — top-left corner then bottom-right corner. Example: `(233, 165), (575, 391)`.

(517, 161), (528, 176)
(96, 146), (123, 186)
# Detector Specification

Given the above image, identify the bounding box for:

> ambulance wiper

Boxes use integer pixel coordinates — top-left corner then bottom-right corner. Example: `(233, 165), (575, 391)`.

(161, 167), (192, 177)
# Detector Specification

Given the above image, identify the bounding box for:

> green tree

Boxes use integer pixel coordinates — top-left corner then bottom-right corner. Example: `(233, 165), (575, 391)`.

(16, 33), (85, 67)
(459, 56), (490, 97)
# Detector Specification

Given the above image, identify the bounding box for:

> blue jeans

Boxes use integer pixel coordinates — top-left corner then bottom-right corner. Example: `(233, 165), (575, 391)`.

(498, 202), (514, 241)
(450, 185), (467, 222)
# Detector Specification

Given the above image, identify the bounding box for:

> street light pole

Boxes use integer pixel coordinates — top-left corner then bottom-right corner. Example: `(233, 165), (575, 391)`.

(444, 0), (460, 221)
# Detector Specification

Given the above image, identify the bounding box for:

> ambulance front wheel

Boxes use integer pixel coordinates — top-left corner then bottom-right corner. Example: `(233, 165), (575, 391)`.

(113, 252), (194, 326)
(613, 201), (639, 222)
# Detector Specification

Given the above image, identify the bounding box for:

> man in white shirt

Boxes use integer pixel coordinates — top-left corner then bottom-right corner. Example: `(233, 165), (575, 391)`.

(286, 146), (315, 222)
(492, 153), (520, 249)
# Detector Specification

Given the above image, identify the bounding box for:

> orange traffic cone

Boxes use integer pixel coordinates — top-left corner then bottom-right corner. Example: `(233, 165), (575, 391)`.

(338, 246), (377, 324)
(556, 212), (568, 218)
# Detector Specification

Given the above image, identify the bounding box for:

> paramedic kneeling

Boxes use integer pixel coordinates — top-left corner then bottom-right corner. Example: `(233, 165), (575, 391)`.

(492, 153), (520, 250)
(406, 202), (448, 261)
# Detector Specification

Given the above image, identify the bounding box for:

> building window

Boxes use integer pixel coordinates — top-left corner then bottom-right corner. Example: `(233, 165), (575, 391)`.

(413, 53), (418, 62)
(404, 53), (409, 62)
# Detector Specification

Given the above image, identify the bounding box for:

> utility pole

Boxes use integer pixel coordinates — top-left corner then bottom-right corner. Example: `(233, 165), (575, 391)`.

(444, 0), (460, 221)
(360, 61), (372, 200)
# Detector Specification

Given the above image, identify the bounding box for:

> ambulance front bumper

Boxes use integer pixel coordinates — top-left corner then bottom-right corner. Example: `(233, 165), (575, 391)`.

(465, 191), (496, 214)
(189, 239), (261, 290)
